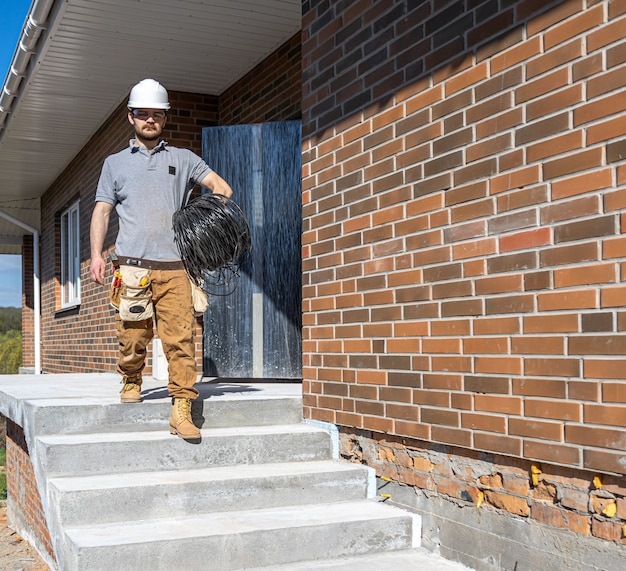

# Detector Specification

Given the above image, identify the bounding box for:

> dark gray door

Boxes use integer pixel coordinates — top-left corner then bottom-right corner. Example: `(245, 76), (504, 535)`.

(201, 121), (302, 379)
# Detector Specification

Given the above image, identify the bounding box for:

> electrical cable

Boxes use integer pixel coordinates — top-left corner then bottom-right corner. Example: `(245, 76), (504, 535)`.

(172, 194), (251, 295)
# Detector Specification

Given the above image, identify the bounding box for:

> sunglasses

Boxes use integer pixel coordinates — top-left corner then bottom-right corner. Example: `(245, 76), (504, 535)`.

(132, 109), (166, 120)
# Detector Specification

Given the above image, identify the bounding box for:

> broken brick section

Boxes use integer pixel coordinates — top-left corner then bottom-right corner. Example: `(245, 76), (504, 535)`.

(340, 428), (626, 545)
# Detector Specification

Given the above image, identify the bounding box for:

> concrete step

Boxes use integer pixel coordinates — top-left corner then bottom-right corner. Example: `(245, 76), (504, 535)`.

(27, 393), (303, 435)
(49, 460), (372, 526)
(246, 548), (472, 570)
(62, 500), (419, 571)
(36, 423), (331, 478)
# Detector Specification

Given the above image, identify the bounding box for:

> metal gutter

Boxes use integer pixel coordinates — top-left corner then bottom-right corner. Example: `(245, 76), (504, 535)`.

(0, 0), (56, 137)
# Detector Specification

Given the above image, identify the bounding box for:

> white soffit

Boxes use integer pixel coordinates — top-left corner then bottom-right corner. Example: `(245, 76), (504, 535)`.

(0, 0), (301, 245)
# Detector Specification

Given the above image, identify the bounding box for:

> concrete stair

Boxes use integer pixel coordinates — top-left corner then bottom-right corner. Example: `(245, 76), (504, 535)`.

(0, 376), (469, 570)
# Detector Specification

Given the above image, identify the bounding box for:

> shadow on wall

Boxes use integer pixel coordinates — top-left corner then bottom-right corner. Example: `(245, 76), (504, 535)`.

(303, 0), (564, 141)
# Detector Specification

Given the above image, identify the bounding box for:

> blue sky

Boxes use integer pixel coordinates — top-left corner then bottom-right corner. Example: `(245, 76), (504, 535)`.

(0, 1), (32, 308)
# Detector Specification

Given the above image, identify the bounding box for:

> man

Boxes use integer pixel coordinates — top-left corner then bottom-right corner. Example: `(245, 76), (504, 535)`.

(90, 78), (232, 441)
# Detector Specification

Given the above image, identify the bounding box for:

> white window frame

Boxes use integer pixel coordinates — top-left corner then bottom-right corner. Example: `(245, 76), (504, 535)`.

(60, 201), (81, 307)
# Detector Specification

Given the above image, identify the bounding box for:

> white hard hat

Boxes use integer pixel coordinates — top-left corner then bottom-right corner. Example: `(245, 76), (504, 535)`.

(127, 78), (170, 110)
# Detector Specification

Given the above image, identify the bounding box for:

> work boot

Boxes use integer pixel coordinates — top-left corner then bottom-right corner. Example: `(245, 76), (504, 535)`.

(170, 397), (201, 441)
(120, 375), (142, 403)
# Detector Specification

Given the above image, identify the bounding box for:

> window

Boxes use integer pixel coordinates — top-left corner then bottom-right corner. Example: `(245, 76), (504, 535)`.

(61, 201), (81, 307)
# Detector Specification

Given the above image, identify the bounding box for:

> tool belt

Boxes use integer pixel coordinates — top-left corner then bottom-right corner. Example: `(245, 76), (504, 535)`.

(118, 256), (185, 270)
(109, 261), (154, 321)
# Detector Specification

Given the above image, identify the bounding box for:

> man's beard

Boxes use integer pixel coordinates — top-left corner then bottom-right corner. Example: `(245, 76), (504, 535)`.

(135, 125), (161, 142)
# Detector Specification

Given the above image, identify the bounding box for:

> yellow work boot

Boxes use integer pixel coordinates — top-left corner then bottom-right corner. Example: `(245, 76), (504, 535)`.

(120, 376), (142, 403)
(169, 398), (201, 441)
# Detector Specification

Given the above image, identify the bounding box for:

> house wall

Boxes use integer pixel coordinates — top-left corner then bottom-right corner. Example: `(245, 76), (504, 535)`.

(23, 34), (302, 375)
(301, 0), (626, 560)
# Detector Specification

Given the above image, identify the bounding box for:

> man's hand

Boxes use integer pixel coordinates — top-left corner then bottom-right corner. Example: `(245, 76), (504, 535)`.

(90, 256), (107, 285)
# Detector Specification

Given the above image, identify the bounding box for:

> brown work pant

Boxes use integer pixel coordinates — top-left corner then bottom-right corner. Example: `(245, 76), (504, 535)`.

(116, 268), (198, 400)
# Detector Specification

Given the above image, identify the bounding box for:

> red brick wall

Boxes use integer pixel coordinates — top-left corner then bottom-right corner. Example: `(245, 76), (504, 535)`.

(302, 0), (626, 541)
(6, 420), (55, 560)
(220, 33), (302, 125)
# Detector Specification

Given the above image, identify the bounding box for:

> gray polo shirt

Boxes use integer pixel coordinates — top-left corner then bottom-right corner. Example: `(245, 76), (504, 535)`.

(96, 139), (213, 261)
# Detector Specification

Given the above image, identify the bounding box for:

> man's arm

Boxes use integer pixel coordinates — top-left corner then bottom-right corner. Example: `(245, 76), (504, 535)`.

(89, 201), (114, 284)
(199, 171), (233, 198)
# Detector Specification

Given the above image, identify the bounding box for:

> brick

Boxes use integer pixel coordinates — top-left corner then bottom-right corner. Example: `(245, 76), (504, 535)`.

(524, 358), (580, 377)
(474, 316), (520, 335)
(531, 501), (591, 535)
(486, 294), (535, 315)
(537, 290), (597, 312)
(581, 312), (614, 333)
(567, 425), (626, 450)
(431, 319), (471, 336)
(431, 426), (473, 448)
(516, 113), (569, 147)
(575, 92), (626, 128)
(554, 215), (617, 244)
(445, 181), (488, 207)
(423, 373), (463, 391)
(488, 251), (537, 273)
(589, 115), (626, 145)
(500, 228), (552, 253)
(513, 378), (567, 398)
(570, 335), (626, 355)
(584, 403), (626, 428)
(527, 40), (584, 79)
(421, 407), (459, 427)
(489, 208), (537, 234)
(497, 186), (548, 215)
(600, 286), (626, 307)
(441, 299), (484, 317)
(491, 36), (542, 74)
(524, 270), (552, 291)
(509, 418), (563, 441)
(527, 130), (584, 163)
(512, 336), (565, 355)
(475, 394), (522, 414)
(464, 375), (510, 394)
(543, 148), (604, 181)
(540, 242), (599, 267)
(588, 65), (626, 100)
(554, 167), (613, 200)
(541, 195), (601, 224)
(555, 263), (616, 288)
(467, 133), (513, 163)
(491, 165), (541, 194)
(516, 69), (569, 105)
(575, 380), (612, 404)
(525, 399), (581, 422)
(585, 448), (626, 474)
(591, 517), (624, 543)
(454, 157), (499, 186)
(462, 412), (507, 433)
(444, 220), (487, 243)
(545, 6), (603, 49)
(523, 314), (578, 334)
(603, 382), (626, 402)
(573, 53), (603, 82)
(475, 433), (523, 457)
(477, 108), (524, 139)
(525, 440), (581, 467)
(605, 188), (626, 214)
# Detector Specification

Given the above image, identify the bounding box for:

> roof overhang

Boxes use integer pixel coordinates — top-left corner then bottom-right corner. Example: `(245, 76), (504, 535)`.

(0, 0), (301, 252)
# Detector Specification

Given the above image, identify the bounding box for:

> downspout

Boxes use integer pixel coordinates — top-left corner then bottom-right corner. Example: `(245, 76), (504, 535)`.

(0, 211), (40, 374)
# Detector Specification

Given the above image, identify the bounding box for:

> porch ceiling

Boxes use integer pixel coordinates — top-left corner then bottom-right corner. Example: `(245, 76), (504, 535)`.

(0, 0), (301, 253)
